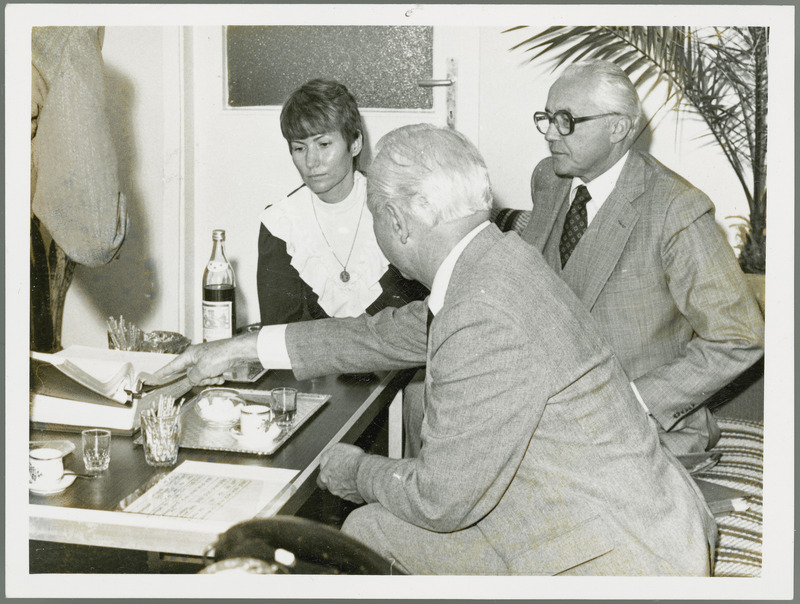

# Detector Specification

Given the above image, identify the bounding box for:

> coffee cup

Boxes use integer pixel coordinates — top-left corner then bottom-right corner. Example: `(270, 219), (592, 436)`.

(240, 404), (271, 439)
(29, 447), (64, 486)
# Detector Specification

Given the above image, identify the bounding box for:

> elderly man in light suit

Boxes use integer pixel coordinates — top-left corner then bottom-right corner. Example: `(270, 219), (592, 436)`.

(157, 124), (715, 575)
(523, 60), (764, 456)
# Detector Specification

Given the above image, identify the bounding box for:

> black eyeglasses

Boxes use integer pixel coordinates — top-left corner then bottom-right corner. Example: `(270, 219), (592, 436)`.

(533, 110), (621, 136)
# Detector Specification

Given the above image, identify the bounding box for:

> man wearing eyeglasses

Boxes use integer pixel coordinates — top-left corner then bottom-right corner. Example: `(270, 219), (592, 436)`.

(521, 59), (763, 456)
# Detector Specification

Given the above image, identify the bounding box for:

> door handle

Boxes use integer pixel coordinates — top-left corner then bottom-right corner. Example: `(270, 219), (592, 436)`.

(417, 79), (453, 87)
(417, 58), (457, 129)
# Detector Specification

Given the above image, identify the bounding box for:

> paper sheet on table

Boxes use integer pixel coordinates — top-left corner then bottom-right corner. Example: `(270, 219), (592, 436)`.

(121, 461), (298, 522)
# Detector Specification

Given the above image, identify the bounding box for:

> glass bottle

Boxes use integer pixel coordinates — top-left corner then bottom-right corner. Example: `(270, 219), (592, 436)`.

(202, 229), (236, 342)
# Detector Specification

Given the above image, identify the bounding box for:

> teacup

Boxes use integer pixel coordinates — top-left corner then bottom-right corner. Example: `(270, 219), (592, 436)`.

(240, 404), (271, 439)
(29, 447), (64, 487)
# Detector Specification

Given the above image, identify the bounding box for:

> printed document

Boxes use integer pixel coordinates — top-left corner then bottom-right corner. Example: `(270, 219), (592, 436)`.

(121, 461), (298, 522)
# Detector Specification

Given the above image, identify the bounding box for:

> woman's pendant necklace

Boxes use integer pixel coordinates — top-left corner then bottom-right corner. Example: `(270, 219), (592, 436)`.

(311, 194), (367, 283)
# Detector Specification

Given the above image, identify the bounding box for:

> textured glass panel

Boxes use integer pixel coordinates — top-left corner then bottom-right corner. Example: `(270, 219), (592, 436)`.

(226, 26), (433, 109)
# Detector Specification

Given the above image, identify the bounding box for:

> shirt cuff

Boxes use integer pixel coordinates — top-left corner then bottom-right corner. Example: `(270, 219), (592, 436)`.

(629, 381), (651, 414)
(256, 324), (292, 370)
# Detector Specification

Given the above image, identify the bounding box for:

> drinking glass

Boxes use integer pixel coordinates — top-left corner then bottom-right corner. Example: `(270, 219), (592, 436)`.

(82, 429), (111, 474)
(270, 387), (297, 430)
(141, 414), (181, 467)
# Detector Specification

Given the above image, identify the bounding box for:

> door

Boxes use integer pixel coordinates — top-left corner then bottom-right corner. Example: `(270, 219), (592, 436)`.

(356, 27), (482, 154)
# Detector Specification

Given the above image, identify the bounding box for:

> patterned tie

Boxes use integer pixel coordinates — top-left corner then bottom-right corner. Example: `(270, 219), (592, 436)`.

(559, 185), (591, 269)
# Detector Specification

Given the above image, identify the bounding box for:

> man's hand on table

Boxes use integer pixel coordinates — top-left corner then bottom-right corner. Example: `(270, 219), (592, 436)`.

(317, 443), (366, 504)
(152, 331), (261, 386)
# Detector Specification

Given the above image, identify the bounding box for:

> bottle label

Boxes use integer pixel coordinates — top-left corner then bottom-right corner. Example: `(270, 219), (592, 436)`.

(206, 261), (228, 272)
(202, 300), (233, 341)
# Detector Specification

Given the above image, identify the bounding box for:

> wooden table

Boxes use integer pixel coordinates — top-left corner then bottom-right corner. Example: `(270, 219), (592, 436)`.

(29, 368), (414, 557)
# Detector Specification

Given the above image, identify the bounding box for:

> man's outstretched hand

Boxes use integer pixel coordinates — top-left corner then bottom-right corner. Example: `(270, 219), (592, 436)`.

(152, 331), (261, 386)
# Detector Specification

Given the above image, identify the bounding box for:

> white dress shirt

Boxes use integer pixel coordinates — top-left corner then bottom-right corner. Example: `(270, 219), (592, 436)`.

(570, 151), (629, 225)
(428, 221), (491, 316)
(257, 323), (292, 369)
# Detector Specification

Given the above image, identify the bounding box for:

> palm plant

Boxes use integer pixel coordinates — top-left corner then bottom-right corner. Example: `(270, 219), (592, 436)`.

(504, 26), (767, 274)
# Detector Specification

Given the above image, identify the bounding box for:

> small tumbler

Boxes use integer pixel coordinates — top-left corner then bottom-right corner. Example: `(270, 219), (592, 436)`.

(270, 387), (298, 430)
(82, 429), (111, 474)
(141, 414), (181, 467)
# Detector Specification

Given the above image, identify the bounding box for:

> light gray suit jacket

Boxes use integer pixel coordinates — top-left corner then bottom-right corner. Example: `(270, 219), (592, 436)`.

(287, 226), (716, 575)
(524, 150), (764, 454)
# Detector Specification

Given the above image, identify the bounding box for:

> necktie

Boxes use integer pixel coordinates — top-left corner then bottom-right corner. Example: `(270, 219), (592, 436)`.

(427, 308), (434, 339)
(559, 184), (591, 269)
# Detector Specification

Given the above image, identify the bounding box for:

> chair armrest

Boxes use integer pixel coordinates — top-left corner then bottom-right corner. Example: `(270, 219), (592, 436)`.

(491, 208), (531, 234)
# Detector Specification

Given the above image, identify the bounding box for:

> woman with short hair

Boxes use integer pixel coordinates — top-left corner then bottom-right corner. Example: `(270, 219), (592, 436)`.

(257, 79), (427, 325)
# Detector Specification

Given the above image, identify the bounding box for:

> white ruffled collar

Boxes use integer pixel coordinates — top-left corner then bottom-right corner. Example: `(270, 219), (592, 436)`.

(260, 172), (389, 318)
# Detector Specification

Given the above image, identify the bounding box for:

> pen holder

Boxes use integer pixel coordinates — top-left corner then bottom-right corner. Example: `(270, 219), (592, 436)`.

(141, 414), (181, 467)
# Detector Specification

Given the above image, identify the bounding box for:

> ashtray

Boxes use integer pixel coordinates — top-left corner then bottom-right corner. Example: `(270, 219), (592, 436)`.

(141, 330), (191, 354)
(194, 388), (244, 428)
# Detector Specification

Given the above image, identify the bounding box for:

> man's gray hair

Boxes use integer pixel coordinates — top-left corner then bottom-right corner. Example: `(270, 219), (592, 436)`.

(562, 60), (644, 133)
(367, 124), (493, 227)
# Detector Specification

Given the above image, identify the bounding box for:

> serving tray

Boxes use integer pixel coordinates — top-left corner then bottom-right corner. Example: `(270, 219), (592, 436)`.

(135, 387), (330, 456)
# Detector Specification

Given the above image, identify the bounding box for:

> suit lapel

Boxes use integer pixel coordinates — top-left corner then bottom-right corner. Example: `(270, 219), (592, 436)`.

(526, 174), (571, 253)
(567, 152), (644, 310)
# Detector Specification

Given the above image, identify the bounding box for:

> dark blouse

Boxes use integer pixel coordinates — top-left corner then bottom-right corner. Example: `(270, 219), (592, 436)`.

(256, 223), (429, 326)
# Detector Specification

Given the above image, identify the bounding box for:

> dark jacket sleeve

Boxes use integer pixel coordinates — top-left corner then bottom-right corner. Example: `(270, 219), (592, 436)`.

(366, 265), (430, 316)
(257, 223), (324, 325)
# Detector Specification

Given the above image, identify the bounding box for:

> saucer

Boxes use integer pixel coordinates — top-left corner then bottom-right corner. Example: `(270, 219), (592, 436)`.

(29, 473), (77, 496)
(230, 425), (280, 445)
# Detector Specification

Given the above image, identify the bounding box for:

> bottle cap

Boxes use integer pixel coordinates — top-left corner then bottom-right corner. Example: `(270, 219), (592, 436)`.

(212, 229), (226, 241)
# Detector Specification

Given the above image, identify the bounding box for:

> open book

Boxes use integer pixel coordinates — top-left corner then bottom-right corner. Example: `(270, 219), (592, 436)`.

(31, 345), (183, 404)
(30, 346), (192, 433)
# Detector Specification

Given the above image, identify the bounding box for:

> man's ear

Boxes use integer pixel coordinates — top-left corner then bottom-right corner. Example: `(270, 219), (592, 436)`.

(350, 132), (363, 157)
(609, 115), (633, 144)
(385, 203), (410, 244)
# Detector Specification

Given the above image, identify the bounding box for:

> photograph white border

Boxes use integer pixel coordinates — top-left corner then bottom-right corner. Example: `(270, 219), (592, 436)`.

(7, 3), (794, 600)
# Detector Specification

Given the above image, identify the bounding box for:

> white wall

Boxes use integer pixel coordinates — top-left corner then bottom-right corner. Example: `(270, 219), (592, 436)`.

(188, 26), (290, 341)
(60, 25), (752, 348)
